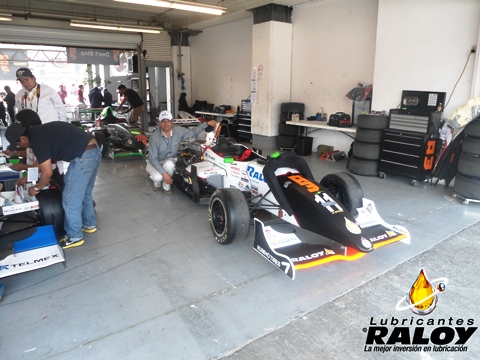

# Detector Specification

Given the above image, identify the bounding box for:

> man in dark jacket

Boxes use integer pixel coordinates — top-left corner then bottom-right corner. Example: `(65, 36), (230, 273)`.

(4, 85), (16, 124)
(103, 88), (113, 107)
(88, 87), (103, 121)
(116, 84), (144, 126)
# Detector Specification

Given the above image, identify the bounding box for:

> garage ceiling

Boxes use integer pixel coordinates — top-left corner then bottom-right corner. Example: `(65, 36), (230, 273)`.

(4, 0), (310, 31)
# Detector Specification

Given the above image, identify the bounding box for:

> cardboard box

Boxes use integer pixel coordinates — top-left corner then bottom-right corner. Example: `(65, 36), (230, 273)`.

(317, 145), (334, 156)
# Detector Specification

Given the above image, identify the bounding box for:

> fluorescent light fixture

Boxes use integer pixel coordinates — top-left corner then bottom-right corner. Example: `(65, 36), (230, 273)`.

(114, 0), (227, 16)
(0, 13), (13, 22)
(70, 20), (162, 34)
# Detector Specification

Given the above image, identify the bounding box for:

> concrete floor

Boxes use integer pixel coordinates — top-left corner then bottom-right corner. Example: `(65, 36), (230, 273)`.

(1, 149), (479, 360)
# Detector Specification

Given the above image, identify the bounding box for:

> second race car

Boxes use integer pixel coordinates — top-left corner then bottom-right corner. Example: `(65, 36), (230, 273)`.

(172, 125), (411, 279)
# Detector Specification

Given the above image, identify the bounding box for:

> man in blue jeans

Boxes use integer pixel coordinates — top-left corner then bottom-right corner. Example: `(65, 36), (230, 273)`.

(6, 121), (101, 249)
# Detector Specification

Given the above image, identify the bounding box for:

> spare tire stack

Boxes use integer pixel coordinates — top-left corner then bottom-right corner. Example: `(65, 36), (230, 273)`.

(347, 114), (389, 176)
(454, 119), (480, 202)
(278, 102), (305, 149)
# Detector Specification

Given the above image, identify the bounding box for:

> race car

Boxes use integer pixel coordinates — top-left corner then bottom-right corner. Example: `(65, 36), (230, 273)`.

(173, 125), (411, 279)
(71, 108), (149, 159)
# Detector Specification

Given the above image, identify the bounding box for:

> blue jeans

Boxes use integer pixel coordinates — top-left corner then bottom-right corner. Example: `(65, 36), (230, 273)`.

(62, 146), (101, 240)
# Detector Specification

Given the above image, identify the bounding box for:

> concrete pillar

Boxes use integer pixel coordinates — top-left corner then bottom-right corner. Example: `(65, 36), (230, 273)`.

(251, 20), (292, 150)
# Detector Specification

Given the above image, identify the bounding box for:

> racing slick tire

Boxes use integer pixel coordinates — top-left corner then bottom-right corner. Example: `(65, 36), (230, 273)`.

(93, 130), (108, 156)
(354, 128), (383, 143)
(457, 152), (480, 178)
(352, 141), (381, 160)
(278, 135), (297, 149)
(280, 102), (305, 114)
(209, 188), (250, 244)
(464, 119), (480, 138)
(320, 172), (364, 216)
(356, 114), (389, 129)
(36, 186), (65, 238)
(461, 136), (480, 155)
(279, 122), (299, 136)
(453, 172), (480, 200)
(347, 156), (379, 177)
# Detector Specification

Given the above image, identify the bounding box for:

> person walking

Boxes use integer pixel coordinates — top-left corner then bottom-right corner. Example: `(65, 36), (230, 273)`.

(78, 84), (86, 104)
(116, 84), (144, 126)
(57, 85), (67, 104)
(14, 67), (67, 123)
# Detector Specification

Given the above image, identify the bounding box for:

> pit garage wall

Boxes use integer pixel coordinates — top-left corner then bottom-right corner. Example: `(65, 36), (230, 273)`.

(190, 0), (480, 152)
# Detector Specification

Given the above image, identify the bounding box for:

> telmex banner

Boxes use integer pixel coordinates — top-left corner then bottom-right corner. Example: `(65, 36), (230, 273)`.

(67, 47), (120, 65)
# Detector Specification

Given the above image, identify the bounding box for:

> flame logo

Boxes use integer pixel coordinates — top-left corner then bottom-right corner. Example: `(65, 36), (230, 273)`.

(395, 268), (447, 315)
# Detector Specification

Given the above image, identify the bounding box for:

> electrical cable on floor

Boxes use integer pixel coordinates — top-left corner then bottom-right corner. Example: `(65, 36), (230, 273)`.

(445, 50), (475, 109)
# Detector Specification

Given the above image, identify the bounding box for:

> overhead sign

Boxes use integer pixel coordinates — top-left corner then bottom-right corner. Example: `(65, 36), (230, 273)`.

(67, 47), (120, 65)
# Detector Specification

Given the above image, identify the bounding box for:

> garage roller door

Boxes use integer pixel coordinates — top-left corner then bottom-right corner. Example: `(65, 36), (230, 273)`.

(0, 24), (141, 49)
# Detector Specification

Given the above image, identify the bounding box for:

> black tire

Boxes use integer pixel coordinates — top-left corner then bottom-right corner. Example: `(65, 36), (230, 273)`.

(458, 152), (480, 178)
(462, 136), (480, 155)
(36, 186), (65, 238)
(347, 156), (379, 176)
(277, 135), (297, 148)
(464, 119), (480, 138)
(280, 102), (305, 114)
(94, 130), (108, 156)
(320, 172), (364, 216)
(209, 188), (250, 244)
(279, 113), (289, 123)
(355, 128), (383, 143)
(357, 114), (389, 129)
(454, 172), (480, 200)
(279, 122), (298, 136)
(352, 141), (381, 160)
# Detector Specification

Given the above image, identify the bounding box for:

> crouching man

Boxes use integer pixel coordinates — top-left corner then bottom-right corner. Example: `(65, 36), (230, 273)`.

(6, 121), (101, 249)
(146, 110), (216, 194)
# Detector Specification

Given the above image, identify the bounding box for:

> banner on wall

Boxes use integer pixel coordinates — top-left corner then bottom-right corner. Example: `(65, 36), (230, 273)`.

(0, 50), (28, 80)
(67, 48), (120, 65)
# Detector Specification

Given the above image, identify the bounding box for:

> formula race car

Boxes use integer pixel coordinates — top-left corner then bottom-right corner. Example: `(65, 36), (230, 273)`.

(173, 125), (411, 279)
(71, 108), (149, 159)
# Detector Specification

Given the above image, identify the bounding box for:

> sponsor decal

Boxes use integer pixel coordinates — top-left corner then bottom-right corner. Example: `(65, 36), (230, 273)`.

(363, 268), (477, 354)
(240, 177), (249, 183)
(345, 217), (362, 234)
(315, 192), (343, 214)
(247, 166), (266, 182)
(288, 175), (319, 193)
(256, 245), (281, 267)
(291, 251), (325, 263)
(0, 254), (60, 270)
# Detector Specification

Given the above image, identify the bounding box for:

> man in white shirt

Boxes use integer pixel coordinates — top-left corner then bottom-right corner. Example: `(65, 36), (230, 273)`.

(14, 67), (67, 123)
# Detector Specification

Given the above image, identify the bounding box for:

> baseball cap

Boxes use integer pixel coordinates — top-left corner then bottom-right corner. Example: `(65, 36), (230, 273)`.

(16, 68), (33, 79)
(158, 110), (173, 121)
(5, 123), (27, 150)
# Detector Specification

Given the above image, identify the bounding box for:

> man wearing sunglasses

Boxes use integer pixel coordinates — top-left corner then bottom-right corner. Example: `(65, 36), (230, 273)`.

(146, 110), (217, 194)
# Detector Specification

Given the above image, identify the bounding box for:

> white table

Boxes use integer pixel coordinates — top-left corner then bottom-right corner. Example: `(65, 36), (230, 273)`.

(195, 111), (236, 123)
(286, 120), (357, 138)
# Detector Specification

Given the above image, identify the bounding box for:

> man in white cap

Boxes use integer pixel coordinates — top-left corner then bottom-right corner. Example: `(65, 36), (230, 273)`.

(146, 110), (217, 194)
(14, 67), (67, 123)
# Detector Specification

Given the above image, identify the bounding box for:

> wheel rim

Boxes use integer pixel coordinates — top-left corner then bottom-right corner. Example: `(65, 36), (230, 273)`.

(211, 199), (226, 235)
(323, 181), (348, 208)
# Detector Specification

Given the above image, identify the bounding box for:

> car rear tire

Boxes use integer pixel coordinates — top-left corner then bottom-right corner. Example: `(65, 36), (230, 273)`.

(209, 188), (250, 244)
(320, 172), (363, 216)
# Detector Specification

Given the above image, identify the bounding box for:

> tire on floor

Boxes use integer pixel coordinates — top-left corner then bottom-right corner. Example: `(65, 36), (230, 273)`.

(454, 172), (480, 200)
(347, 156), (379, 176)
(355, 128), (384, 143)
